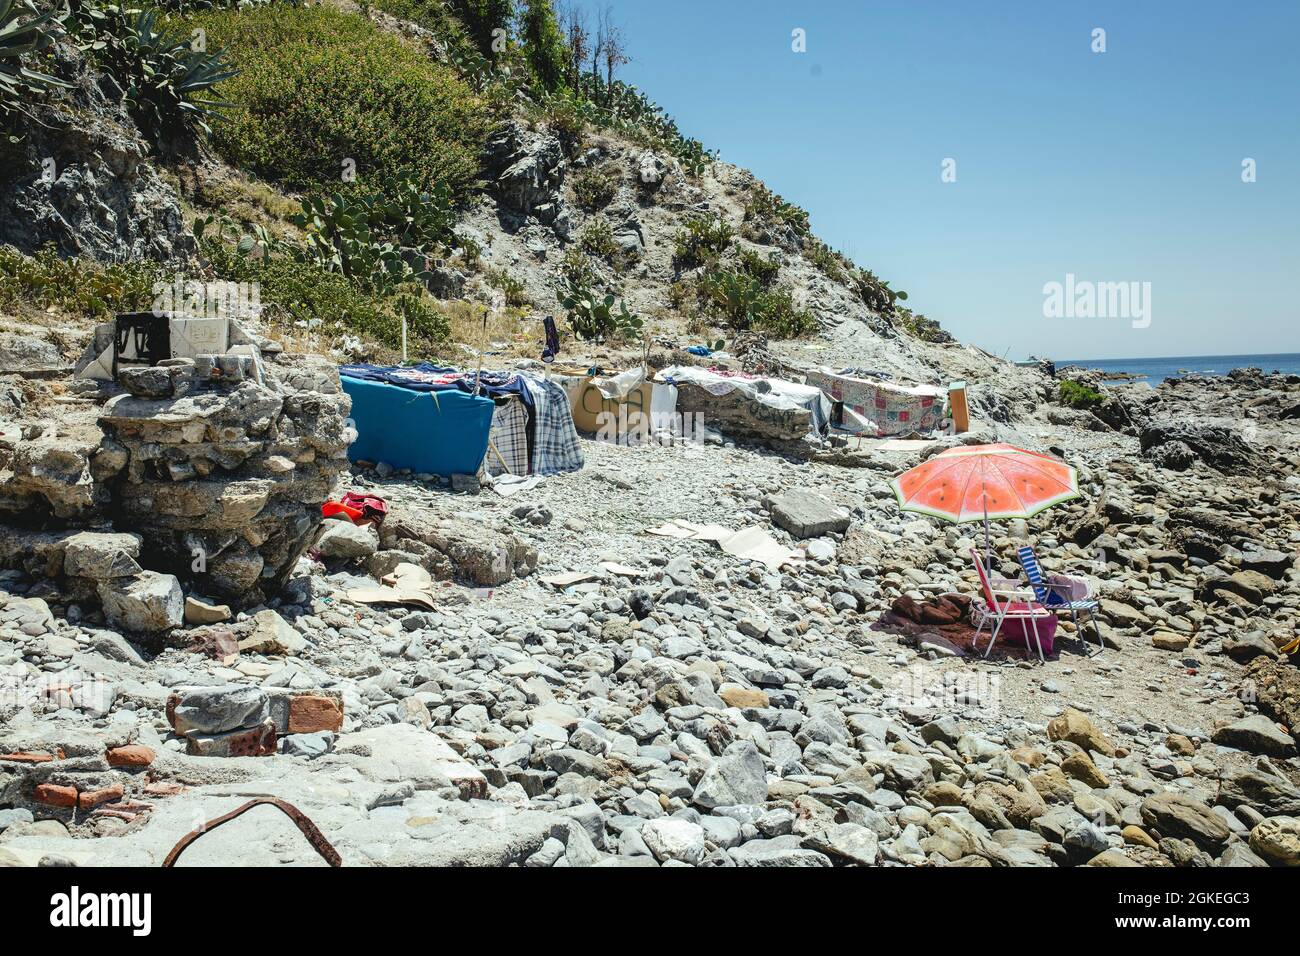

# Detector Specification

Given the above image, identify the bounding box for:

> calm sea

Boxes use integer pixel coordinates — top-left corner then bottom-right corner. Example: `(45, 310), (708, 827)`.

(1054, 353), (1300, 386)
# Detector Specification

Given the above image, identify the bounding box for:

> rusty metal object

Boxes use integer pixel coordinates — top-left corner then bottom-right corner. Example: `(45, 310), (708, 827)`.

(162, 797), (342, 867)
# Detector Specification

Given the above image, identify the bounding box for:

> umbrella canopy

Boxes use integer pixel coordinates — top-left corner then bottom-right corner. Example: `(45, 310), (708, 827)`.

(889, 443), (1079, 523)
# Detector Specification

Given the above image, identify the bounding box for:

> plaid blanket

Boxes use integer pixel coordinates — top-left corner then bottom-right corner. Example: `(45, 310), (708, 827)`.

(486, 397), (530, 476)
(521, 374), (583, 476)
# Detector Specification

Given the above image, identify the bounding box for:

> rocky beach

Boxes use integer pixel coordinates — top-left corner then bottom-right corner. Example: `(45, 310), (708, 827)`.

(0, 0), (1296, 875)
(1, 321), (1297, 868)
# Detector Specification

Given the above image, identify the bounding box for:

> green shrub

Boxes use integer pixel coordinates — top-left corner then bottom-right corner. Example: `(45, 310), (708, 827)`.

(673, 214), (733, 268)
(806, 242), (848, 284)
(183, 5), (487, 199)
(699, 268), (815, 338)
(572, 165), (617, 210)
(519, 0), (566, 92)
(743, 182), (809, 241)
(1059, 380), (1104, 409)
(559, 275), (640, 341)
(448, 0), (512, 57)
(202, 237), (450, 355)
(736, 247), (779, 287)
(578, 217), (617, 260)
(852, 267), (907, 315)
(893, 306), (953, 344)
(485, 267), (529, 306)
(559, 246), (598, 287)
(0, 244), (162, 318)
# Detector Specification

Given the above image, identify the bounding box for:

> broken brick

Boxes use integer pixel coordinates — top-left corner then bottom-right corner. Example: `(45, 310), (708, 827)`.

(287, 695), (344, 734)
(79, 784), (125, 809)
(33, 783), (78, 807)
(0, 751), (57, 764)
(106, 745), (156, 768)
(143, 782), (185, 797)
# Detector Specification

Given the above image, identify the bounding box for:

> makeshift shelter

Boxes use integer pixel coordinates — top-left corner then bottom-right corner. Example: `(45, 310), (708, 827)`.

(654, 365), (830, 442)
(339, 364), (583, 478)
(805, 368), (948, 437)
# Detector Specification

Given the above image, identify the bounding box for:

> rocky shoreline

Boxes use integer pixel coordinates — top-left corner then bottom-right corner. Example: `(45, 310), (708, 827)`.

(0, 337), (1297, 868)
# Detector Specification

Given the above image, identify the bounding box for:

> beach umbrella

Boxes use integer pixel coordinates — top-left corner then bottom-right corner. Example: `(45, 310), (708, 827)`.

(889, 443), (1080, 563)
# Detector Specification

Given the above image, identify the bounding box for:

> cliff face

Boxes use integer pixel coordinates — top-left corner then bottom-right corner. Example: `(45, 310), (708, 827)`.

(0, 44), (193, 265)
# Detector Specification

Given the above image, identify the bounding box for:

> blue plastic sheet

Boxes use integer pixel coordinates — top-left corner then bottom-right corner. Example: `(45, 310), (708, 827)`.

(341, 375), (494, 477)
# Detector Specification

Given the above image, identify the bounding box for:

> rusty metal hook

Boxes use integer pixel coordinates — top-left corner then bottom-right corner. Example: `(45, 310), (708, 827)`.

(162, 797), (342, 867)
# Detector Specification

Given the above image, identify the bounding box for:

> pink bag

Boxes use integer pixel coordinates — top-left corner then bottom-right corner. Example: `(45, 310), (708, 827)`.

(992, 604), (1058, 655)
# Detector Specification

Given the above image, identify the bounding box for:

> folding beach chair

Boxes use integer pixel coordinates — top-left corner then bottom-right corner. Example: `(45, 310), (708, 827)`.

(1017, 546), (1105, 656)
(970, 549), (1054, 663)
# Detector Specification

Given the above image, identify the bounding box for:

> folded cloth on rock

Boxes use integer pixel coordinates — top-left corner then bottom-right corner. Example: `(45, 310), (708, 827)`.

(322, 492), (388, 526)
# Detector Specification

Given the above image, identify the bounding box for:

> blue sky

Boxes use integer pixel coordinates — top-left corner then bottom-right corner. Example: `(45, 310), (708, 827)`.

(569, 0), (1299, 360)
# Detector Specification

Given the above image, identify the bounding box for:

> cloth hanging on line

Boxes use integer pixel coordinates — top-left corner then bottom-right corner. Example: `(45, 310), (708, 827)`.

(486, 397), (530, 476)
(520, 373), (584, 476)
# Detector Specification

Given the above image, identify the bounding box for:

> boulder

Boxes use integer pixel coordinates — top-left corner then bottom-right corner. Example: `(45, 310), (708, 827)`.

(61, 531), (142, 580)
(1047, 708), (1116, 756)
(1139, 792), (1231, 852)
(1139, 419), (1260, 474)
(97, 571), (183, 633)
(1211, 714), (1296, 758)
(315, 520), (379, 559)
(168, 686), (270, 736)
(239, 609), (307, 656)
(1249, 817), (1300, 867)
(767, 489), (851, 539)
(692, 741), (768, 809)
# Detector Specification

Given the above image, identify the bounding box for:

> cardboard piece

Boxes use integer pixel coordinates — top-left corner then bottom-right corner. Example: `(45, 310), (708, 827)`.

(541, 571), (598, 587)
(561, 367), (655, 434)
(645, 519), (802, 571)
(345, 562), (438, 609)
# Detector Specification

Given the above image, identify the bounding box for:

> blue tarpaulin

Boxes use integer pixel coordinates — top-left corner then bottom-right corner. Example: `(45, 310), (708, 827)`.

(341, 374), (494, 477)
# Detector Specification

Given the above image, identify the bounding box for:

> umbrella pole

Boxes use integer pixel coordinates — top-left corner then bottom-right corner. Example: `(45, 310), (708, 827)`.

(983, 495), (990, 569)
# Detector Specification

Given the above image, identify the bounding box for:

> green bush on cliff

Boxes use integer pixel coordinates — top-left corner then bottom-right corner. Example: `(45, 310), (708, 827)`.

(183, 5), (488, 199)
(1059, 379), (1104, 409)
(200, 239), (450, 358)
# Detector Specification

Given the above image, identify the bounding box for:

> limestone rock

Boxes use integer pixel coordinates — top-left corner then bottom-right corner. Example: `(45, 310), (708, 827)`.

(1047, 708), (1116, 757)
(767, 489), (851, 539)
(1248, 816), (1300, 867)
(239, 609), (307, 656)
(97, 571), (183, 633)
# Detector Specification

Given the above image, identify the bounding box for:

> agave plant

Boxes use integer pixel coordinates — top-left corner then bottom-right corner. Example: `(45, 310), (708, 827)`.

(0, 0), (71, 130)
(66, 3), (236, 142)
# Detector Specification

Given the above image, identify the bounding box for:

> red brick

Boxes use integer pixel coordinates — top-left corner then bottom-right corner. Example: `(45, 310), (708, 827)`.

(33, 783), (78, 807)
(288, 695), (343, 734)
(0, 751), (56, 764)
(106, 745), (156, 768)
(78, 784), (125, 809)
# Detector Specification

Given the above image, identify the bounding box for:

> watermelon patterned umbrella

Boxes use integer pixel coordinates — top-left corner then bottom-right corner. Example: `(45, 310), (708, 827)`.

(889, 443), (1080, 562)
